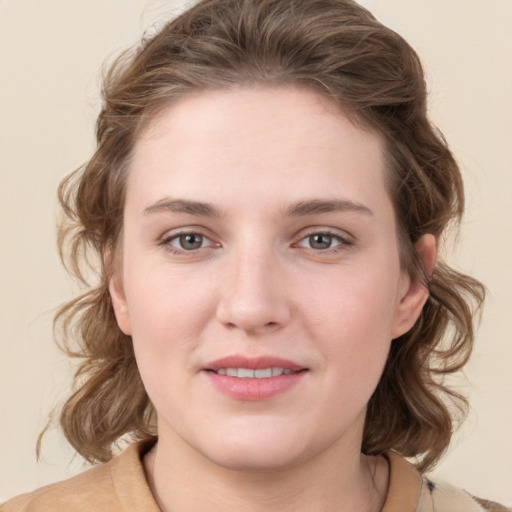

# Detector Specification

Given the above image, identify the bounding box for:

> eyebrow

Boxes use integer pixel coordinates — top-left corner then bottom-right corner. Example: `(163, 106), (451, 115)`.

(143, 198), (373, 218)
(143, 199), (223, 217)
(283, 199), (374, 217)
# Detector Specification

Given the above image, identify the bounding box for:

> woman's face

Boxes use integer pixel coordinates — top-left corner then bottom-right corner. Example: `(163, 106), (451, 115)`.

(111, 86), (431, 471)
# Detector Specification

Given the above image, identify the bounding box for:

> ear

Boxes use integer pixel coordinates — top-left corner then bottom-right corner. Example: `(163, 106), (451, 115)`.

(106, 248), (132, 336)
(391, 234), (436, 339)
(109, 274), (132, 335)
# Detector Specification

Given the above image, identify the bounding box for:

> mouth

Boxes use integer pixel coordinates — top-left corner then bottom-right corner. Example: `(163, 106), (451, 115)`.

(211, 367), (297, 378)
(204, 355), (307, 400)
(205, 355), (306, 375)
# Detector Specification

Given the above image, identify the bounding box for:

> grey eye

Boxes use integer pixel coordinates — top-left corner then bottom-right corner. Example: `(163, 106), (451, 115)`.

(308, 233), (333, 250)
(177, 233), (204, 250)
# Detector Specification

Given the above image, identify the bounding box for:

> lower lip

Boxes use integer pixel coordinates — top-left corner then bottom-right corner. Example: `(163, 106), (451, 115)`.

(205, 371), (306, 401)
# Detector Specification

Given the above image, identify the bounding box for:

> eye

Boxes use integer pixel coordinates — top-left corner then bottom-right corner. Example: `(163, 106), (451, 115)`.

(173, 233), (206, 250)
(161, 231), (219, 253)
(296, 232), (351, 251)
(305, 233), (335, 250)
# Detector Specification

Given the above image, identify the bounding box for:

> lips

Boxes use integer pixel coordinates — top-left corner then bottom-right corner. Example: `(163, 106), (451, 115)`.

(204, 355), (307, 400)
(205, 355), (304, 372)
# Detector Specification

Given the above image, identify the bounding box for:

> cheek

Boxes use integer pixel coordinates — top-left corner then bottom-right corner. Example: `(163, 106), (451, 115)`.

(324, 293), (393, 375)
(124, 268), (218, 359)
(313, 264), (402, 337)
(305, 263), (401, 381)
(125, 274), (208, 408)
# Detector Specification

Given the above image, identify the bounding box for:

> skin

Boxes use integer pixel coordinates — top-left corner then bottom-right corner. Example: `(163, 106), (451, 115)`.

(110, 86), (435, 512)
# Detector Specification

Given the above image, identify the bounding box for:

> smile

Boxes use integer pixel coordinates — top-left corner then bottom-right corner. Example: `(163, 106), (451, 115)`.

(204, 356), (307, 400)
(213, 367), (296, 378)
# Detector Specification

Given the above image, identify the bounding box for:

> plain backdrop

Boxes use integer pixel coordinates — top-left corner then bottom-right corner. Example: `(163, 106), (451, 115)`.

(1, 0), (511, 505)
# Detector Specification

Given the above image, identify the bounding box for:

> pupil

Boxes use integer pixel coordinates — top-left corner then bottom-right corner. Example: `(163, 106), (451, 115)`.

(310, 234), (331, 249)
(180, 233), (202, 250)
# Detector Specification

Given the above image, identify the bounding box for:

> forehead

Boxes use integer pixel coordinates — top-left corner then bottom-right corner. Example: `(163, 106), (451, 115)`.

(127, 86), (390, 215)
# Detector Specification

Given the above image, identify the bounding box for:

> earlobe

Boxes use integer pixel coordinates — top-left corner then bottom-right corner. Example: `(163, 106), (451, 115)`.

(391, 234), (437, 339)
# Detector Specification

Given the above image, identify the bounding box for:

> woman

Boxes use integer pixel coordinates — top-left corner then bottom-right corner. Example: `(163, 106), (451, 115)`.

(2, 0), (508, 510)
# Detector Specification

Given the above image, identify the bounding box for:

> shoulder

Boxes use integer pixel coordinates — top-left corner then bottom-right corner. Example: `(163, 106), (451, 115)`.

(384, 452), (511, 512)
(2, 463), (115, 512)
(1, 441), (159, 512)
(420, 479), (512, 512)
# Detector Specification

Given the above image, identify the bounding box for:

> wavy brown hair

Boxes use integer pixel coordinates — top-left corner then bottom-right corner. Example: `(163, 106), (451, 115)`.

(51, 0), (485, 472)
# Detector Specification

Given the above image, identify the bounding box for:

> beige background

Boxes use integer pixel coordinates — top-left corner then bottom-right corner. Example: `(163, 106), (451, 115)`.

(1, 0), (511, 505)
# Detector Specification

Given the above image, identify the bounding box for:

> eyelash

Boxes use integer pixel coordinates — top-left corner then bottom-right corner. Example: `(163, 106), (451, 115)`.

(159, 229), (354, 256)
(293, 230), (354, 253)
(159, 231), (219, 255)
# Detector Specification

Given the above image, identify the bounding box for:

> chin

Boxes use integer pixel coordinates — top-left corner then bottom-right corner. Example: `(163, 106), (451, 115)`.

(195, 422), (314, 473)
(206, 442), (307, 473)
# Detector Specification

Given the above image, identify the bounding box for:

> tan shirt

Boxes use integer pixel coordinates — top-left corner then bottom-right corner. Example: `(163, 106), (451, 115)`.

(2, 442), (509, 512)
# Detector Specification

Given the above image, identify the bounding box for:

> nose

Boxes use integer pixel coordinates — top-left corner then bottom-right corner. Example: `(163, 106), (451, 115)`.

(215, 245), (292, 335)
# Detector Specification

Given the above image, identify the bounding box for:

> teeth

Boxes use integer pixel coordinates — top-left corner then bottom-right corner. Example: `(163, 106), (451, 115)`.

(255, 368), (272, 378)
(238, 368), (254, 378)
(214, 367), (295, 378)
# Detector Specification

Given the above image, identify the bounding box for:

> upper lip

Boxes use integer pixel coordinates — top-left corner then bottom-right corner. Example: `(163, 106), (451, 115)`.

(205, 355), (305, 372)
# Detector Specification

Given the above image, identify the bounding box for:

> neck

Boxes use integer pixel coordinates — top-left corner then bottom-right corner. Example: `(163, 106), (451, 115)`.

(143, 430), (389, 512)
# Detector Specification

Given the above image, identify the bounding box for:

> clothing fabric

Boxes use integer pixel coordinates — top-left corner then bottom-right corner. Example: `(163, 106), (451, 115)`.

(2, 441), (509, 512)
